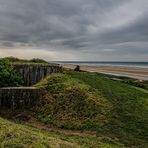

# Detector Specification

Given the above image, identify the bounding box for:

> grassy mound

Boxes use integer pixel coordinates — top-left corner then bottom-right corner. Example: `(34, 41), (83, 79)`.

(34, 73), (111, 130)
(0, 117), (124, 147)
(66, 71), (148, 147)
(34, 70), (148, 147)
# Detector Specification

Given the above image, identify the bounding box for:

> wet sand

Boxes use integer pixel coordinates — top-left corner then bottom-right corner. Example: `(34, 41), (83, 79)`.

(61, 64), (148, 80)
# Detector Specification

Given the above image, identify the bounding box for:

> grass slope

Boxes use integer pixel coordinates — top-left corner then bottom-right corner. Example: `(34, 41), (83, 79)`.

(34, 70), (148, 147)
(0, 117), (123, 147)
(0, 70), (147, 147)
(34, 73), (111, 130)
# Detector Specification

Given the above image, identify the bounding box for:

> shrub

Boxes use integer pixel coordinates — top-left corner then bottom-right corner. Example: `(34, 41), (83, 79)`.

(74, 65), (80, 71)
(3, 57), (48, 64)
(29, 58), (48, 64)
(3, 56), (20, 62)
(0, 59), (23, 87)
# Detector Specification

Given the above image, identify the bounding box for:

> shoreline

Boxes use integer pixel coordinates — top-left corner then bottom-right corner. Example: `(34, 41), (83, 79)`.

(61, 64), (148, 80)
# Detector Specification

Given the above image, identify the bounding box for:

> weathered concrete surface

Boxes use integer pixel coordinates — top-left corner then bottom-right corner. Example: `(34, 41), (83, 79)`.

(0, 87), (40, 109)
(0, 64), (62, 109)
(13, 64), (62, 86)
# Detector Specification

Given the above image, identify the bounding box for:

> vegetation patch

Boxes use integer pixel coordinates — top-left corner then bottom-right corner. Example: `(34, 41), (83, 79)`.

(33, 70), (148, 147)
(66, 70), (148, 147)
(0, 117), (124, 147)
(0, 67), (147, 147)
(109, 74), (148, 90)
(34, 73), (111, 130)
(2, 56), (49, 64)
(0, 59), (23, 87)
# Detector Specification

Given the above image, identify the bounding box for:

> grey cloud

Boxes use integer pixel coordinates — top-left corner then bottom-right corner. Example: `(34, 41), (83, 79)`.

(0, 0), (147, 60)
(97, 14), (148, 44)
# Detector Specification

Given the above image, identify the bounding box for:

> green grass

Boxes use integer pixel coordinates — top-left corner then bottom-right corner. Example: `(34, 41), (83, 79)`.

(1, 57), (49, 64)
(34, 73), (111, 130)
(0, 70), (148, 147)
(34, 70), (148, 147)
(66, 71), (148, 147)
(0, 117), (124, 147)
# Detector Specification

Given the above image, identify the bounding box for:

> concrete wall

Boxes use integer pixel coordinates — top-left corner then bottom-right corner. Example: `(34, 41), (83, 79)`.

(0, 87), (40, 109)
(13, 64), (62, 86)
(0, 64), (62, 109)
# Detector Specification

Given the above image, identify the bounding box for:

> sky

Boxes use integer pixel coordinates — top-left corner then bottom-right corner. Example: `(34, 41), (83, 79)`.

(0, 0), (148, 61)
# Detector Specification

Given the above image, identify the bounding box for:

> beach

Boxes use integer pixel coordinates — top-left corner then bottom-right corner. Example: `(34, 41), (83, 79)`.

(61, 64), (148, 80)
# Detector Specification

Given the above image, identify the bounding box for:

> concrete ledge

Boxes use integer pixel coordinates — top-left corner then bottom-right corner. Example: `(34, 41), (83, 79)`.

(0, 87), (40, 110)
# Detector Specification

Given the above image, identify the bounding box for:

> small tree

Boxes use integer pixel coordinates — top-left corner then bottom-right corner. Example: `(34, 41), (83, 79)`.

(0, 59), (22, 87)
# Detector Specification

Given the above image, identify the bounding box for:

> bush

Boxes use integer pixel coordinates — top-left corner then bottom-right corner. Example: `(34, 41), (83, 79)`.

(3, 57), (48, 64)
(3, 56), (20, 62)
(74, 65), (80, 71)
(29, 58), (48, 64)
(0, 59), (23, 87)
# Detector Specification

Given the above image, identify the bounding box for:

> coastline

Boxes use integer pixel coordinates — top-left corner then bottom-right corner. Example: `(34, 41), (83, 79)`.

(61, 64), (148, 80)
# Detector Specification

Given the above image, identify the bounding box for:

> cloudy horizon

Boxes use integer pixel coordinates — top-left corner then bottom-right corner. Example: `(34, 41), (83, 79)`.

(0, 0), (148, 61)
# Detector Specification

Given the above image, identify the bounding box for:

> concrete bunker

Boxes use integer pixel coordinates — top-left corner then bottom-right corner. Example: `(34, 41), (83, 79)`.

(0, 63), (62, 109)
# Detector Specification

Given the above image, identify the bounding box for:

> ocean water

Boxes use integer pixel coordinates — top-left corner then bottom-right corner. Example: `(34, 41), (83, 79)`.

(54, 61), (148, 68)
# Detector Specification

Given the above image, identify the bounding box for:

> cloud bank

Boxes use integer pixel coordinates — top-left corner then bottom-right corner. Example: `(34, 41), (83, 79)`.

(0, 0), (148, 61)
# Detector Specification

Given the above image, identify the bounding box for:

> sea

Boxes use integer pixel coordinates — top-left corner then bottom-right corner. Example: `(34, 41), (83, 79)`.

(53, 61), (148, 69)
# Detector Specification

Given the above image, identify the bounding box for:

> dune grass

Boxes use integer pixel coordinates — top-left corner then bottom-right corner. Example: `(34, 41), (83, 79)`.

(34, 70), (148, 147)
(0, 70), (147, 147)
(2, 57), (49, 64)
(0, 117), (124, 147)
(66, 70), (148, 147)
(34, 73), (111, 130)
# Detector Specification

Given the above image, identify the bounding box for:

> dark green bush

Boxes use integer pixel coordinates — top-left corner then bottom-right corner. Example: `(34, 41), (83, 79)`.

(0, 59), (23, 87)
(74, 65), (80, 71)
(3, 56), (21, 62)
(29, 58), (48, 64)
(2, 56), (48, 64)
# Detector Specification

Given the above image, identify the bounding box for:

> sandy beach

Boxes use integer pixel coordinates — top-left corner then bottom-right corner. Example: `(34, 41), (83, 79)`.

(61, 64), (148, 80)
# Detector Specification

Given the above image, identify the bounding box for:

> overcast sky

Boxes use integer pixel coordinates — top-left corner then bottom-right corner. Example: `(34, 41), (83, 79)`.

(0, 0), (148, 61)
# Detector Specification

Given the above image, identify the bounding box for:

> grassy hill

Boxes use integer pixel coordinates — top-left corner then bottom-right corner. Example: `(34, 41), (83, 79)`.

(0, 70), (148, 147)
(34, 73), (111, 130)
(34, 70), (148, 147)
(0, 117), (124, 147)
